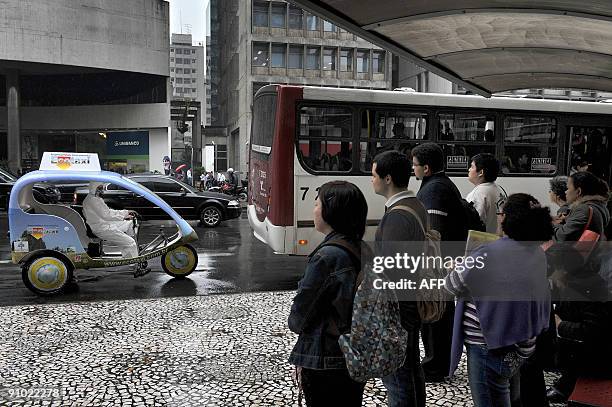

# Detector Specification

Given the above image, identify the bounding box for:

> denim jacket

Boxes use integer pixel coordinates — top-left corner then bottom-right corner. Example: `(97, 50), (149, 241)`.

(288, 232), (360, 370)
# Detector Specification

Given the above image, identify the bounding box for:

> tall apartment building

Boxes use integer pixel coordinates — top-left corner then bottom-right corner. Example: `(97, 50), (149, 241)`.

(169, 34), (206, 170)
(170, 34), (205, 105)
(205, 0), (392, 175)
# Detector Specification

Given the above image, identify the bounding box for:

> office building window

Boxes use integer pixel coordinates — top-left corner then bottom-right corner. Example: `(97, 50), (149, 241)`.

(252, 42), (269, 66)
(192, 88), (197, 93)
(176, 78), (183, 84)
(192, 78), (197, 83)
(373, 51), (385, 73)
(357, 50), (369, 73)
(176, 49), (182, 54)
(288, 45), (303, 69)
(170, 48), (174, 53)
(176, 58), (183, 64)
(288, 5), (303, 29)
(170, 58), (174, 62)
(340, 49), (353, 71)
(192, 49), (195, 54)
(306, 14), (319, 31)
(323, 20), (335, 32)
(271, 44), (286, 67)
(253, 1), (268, 28)
(176, 68), (183, 74)
(323, 48), (336, 70)
(192, 69), (196, 73)
(184, 69), (191, 74)
(192, 59), (196, 63)
(170, 68), (174, 72)
(306, 47), (320, 69)
(270, 3), (286, 28)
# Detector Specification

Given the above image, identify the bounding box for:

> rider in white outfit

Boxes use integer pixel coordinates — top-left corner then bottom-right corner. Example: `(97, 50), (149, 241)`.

(83, 182), (138, 258)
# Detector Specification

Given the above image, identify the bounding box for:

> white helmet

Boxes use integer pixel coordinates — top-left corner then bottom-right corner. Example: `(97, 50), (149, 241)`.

(227, 168), (234, 172)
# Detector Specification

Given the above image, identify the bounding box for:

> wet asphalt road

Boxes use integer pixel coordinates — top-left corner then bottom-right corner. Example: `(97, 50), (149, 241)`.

(0, 212), (307, 306)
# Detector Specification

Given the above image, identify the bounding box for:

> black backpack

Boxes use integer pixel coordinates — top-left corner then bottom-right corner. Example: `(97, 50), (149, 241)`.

(461, 199), (486, 232)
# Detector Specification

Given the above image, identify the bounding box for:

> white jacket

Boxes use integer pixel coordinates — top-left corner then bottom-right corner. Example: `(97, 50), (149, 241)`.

(83, 194), (131, 234)
(466, 182), (507, 234)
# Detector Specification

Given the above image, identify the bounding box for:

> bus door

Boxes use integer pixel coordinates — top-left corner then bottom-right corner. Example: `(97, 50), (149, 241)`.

(568, 126), (612, 186)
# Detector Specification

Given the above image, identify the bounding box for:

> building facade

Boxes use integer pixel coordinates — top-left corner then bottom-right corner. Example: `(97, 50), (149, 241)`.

(170, 34), (206, 106)
(0, 0), (171, 174)
(206, 0), (392, 177)
(169, 34), (205, 173)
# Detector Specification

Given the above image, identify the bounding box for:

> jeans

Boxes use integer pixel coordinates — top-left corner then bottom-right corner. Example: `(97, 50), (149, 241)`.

(301, 368), (365, 407)
(466, 343), (525, 407)
(382, 327), (426, 407)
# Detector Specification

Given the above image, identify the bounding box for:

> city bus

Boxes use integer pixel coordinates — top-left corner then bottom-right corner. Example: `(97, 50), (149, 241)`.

(248, 85), (612, 255)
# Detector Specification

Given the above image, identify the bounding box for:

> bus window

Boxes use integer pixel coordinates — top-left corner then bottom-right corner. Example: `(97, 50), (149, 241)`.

(502, 116), (558, 175)
(568, 126), (612, 185)
(436, 112), (495, 174)
(359, 109), (427, 172)
(438, 113), (495, 141)
(297, 106), (353, 172)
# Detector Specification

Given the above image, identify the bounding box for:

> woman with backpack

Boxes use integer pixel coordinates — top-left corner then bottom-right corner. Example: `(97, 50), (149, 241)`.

(288, 181), (368, 406)
(445, 193), (553, 407)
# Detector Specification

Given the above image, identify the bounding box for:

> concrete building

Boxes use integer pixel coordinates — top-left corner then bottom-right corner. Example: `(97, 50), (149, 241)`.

(206, 0), (392, 176)
(0, 0), (172, 174)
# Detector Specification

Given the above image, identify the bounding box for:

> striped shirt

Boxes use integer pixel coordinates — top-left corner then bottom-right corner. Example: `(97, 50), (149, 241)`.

(462, 300), (536, 358)
(447, 267), (537, 358)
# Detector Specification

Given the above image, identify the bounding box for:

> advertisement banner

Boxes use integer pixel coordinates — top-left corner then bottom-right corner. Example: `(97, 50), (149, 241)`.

(106, 131), (149, 160)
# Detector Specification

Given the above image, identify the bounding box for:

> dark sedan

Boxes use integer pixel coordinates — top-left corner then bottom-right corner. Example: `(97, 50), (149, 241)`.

(74, 174), (241, 227)
(0, 167), (61, 210)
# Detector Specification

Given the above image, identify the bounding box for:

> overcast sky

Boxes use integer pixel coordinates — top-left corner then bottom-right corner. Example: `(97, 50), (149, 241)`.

(168, 0), (209, 44)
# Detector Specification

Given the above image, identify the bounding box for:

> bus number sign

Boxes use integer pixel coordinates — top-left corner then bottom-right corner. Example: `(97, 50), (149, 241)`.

(300, 187), (320, 201)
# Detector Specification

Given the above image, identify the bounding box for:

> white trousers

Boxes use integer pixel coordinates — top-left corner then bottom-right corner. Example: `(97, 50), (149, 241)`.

(91, 220), (138, 259)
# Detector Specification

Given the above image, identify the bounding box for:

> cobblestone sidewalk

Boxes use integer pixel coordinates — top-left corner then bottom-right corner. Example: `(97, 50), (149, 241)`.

(0, 291), (559, 406)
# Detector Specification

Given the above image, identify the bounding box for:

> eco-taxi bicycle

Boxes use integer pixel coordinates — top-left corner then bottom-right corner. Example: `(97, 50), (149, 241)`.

(8, 152), (199, 295)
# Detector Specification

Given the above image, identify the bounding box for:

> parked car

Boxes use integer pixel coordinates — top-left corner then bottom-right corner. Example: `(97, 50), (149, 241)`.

(74, 174), (241, 227)
(0, 167), (61, 210)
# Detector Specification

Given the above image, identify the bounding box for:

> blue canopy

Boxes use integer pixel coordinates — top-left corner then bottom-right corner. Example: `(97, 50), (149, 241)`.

(8, 170), (194, 238)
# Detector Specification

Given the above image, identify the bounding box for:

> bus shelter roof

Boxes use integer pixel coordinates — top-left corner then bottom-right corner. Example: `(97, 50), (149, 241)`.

(289, 1), (612, 97)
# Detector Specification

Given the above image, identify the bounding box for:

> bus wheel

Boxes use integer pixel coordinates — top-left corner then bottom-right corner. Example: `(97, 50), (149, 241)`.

(200, 206), (222, 227)
(22, 255), (73, 296)
(161, 244), (197, 278)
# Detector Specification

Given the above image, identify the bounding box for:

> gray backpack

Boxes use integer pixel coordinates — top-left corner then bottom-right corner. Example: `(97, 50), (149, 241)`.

(336, 243), (408, 382)
(391, 204), (448, 323)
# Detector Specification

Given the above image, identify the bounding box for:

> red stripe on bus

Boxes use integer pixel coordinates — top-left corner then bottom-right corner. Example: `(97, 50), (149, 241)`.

(268, 86), (303, 226)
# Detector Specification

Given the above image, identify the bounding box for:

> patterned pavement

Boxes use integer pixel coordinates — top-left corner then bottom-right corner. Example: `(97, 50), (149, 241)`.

(0, 291), (561, 406)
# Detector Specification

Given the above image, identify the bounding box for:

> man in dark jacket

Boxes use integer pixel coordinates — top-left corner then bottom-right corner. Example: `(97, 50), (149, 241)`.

(412, 142), (467, 382)
(372, 150), (426, 407)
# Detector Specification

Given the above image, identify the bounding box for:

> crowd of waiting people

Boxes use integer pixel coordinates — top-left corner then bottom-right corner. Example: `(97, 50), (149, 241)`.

(287, 142), (611, 407)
